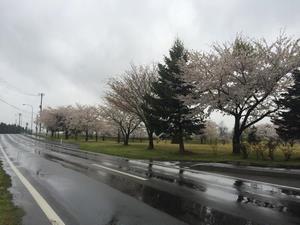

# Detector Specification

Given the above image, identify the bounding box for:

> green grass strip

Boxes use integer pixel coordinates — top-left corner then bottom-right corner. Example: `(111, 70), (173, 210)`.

(0, 161), (24, 225)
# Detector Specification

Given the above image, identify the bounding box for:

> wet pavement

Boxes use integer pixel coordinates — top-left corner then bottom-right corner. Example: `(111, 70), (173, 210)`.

(0, 134), (300, 225)
(0, 154), (51, 225)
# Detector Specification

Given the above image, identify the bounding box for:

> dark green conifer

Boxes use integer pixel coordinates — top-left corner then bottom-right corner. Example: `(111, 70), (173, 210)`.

(273, 69), (300, 145)
(144, 39), (204, 153)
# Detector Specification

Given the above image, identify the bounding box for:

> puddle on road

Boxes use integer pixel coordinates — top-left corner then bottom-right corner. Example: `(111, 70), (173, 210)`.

(42, 154), (272, 225)
(96, 172), (265, 225)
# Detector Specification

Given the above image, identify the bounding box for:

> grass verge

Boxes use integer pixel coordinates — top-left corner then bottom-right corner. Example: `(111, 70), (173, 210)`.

(0, 161), (24, 225)
(44, 135), (300, 168)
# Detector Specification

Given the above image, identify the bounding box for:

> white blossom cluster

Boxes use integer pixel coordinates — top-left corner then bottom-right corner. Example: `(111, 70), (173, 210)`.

(182, 34), (300, 132)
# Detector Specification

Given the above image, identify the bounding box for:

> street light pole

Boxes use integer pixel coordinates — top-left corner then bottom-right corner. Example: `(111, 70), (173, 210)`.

(38, 93), (45, 134)
(23, 104), (33, 134)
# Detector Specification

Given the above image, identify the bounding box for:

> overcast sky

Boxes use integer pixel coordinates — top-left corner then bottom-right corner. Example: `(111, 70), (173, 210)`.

(0, 0), (300, 128)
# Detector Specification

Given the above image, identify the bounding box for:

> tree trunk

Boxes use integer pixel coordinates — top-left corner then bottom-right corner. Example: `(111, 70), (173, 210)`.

(95, 132), (98, 142)
(147, 130), (154, 150)
(65, 130), (69, 140)
(232, 116), (242, 154)
(179, 136), (185, 153)
(85, 130), (88, 142)
(117, 130), (120, 143)
(177, 126), (185, 153)
(232, 132), (242, 154)
(177, 129), (185, 153)
(124, 133), (129, 145)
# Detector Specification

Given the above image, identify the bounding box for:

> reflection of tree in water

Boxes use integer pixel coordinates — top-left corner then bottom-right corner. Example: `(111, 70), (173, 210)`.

(234, 180), (273, 206)
(104, 174), (144, 199)
(233, 180), (300, 220)
(279, 189), (300, 216)
(234, 180), (246, 203)
(281, 188), (300, 198)
(142, 186), (259, 225)
(177, 177), (206, 192)
(105, 216), (119, 225)
(97, 173), (261, 225)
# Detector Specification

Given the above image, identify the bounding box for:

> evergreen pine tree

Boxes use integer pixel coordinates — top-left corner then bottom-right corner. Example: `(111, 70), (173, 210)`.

(273, 69), (300, 145)
(144, 39), (204, 153)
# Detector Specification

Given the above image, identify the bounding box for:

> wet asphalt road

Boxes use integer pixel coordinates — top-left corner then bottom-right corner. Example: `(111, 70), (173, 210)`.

(0, 134), (300, 225)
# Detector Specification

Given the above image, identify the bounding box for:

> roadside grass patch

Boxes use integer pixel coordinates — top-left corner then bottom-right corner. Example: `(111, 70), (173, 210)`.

(79, 140), (300, 167)
(45, 135), (300, 167)
(0, 161), (24, 225)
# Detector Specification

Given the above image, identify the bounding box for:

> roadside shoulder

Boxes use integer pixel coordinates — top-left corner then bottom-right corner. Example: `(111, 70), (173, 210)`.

(0, 160), (24, 225)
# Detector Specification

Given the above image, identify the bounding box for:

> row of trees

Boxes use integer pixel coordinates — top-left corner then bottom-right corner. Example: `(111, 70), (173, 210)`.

(40, 104), (147, 145)
(40, 34), (300, 155)
(0, 123), (24, 134)
(104, 40), (205, 152)
(40, 105), (104, 141)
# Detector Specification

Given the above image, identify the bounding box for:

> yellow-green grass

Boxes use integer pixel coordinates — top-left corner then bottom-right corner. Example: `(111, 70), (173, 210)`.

(43, 135), (300, 167)
(0, 161), (24, 225)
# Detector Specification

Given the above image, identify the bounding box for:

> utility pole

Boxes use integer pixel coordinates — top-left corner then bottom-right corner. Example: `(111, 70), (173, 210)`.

(35, 114), (38, 137)
(23, 104), (33, 134)
(18, 113), (22, 127)
(14, 113), (18, 126)
(18, 113), (22, 133)
(38, 93), (45, 134)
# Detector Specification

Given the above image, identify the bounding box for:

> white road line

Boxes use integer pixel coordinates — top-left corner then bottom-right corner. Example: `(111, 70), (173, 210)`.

(92, 163), (148, 181)
(188, 169), (300, 191)
(228, 175), (300, 191)
(0, 146), (66, 225)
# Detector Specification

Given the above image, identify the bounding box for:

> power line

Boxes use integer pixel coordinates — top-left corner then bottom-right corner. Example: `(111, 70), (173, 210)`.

(0, 96), (37, 115)
(0, 77), (38, 97)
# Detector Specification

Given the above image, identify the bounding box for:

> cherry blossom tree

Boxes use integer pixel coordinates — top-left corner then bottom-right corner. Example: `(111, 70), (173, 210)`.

(74, 104), (100, 142)
(41, 104), (101, 141)
(66, 104), (83, 139)
(55, 105), (73, 139)
(202, 120), (219, 144)
(105, 64), (157, 149)
(41, 106), (76, 138)
(218, 121), (230, 144)
(256, 123), (278, 140)
(183, 34), (300, 154)
(100, 102), (140, 145)
(40, 107), (58, 136)
(93, 118), (114, 141)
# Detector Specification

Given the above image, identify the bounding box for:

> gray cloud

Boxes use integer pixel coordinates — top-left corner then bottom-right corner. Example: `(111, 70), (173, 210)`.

(0, 0), (299, 128)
